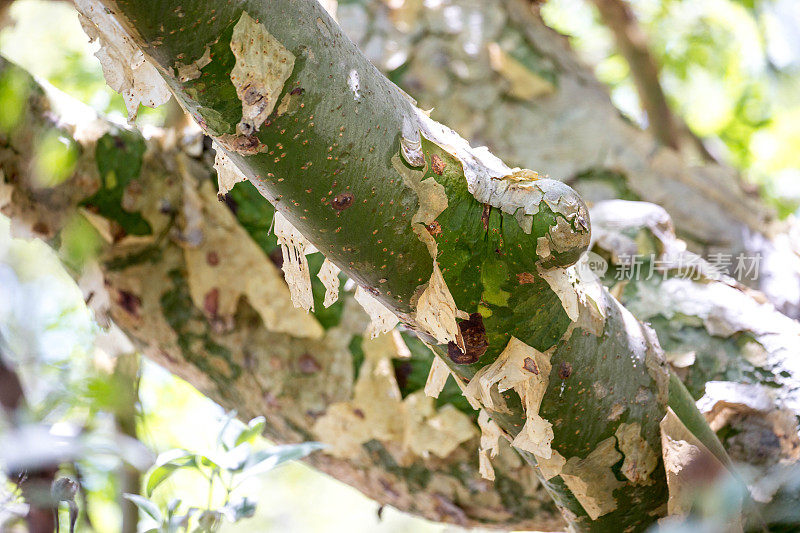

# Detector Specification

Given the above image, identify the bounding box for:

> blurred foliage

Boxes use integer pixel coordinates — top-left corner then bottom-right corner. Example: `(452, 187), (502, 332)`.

(132, 414), (322, 533)
(542, 0), (800, 216)
(0, 0), (164, 126)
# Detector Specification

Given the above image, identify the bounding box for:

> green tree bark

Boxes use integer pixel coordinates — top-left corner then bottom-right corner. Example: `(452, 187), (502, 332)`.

(0, 58), (562, 530)
(67, 1), (753, 530)
(340, 0), (800, 319)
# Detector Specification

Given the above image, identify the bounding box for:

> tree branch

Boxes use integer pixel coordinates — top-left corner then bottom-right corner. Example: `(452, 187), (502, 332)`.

(337, 0), (800, 318)
(0, 57), (562, 530)
(589, 0), (681, 151)
(71, 1), (749, 530)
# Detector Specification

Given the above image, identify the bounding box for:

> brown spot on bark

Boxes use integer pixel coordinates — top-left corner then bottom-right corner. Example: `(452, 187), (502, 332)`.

(206, 251), (220, 266)
(353, 408), (365, 419)
(447, 313), (488, 364)
(32, 221), (49, 235)
(558, 361), (573, 380)
(523, 356), (539, 374)
(110, 221), (127, 242)
(298, 353), (321, 374)
(426, 220), (442, 236)
(117, 290), (141, 317)
(204, 288), (220, 318)
(393, 360), (413, 390)
(331, 192), (354, 211)
(242, 84), (264, 105)
(228, 134), (264, 154)
(517, 272), (536, 284)
(431, 154), (446, 175)
(481, 204), (491, 231)
(290, 87), (305, 95)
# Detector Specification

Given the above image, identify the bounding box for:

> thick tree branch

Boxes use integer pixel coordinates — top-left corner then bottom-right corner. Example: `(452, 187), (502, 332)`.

(0, 58), (561, 530)
(588, 0), (716, 161)
(338, 0), (800, 318)
(71, 1), (754, 530)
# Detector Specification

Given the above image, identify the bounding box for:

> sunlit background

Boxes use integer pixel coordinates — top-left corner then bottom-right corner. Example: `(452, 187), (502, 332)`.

(0, 0), (798, 531)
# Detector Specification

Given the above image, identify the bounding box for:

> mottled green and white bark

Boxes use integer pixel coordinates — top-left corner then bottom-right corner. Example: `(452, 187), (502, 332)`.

(0, 58), (563, 530)
(589, 200), (800, 527)
(65, 1), (760, 530)
(338, 0), (800, 319)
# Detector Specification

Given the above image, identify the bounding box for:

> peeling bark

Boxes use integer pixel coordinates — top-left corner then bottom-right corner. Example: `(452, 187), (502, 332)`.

(67, 1), (751, 530)
(590, 199), (800, 527)
(338, 0), (800, 318)
(0, 58), (562, 531)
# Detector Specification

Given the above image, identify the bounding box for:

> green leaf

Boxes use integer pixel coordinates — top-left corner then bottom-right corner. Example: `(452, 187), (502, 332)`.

(234, 417), (266, 447)
(196, 453), (222, 470)
(145, 464), (180, 498)
(145, 450), (197, 497)
(221, 496), (257, 522)
(239, 442), (324, 478)
(123, 493), (162, 523)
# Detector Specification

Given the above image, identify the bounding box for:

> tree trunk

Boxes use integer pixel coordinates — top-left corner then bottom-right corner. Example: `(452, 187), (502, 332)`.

(64, 1), (765, 531)
(0, 58), (561, 531)
(1, 0), (797, 530)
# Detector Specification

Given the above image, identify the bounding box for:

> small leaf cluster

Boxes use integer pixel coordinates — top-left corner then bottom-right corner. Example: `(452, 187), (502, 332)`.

(125, 413), (324, 533)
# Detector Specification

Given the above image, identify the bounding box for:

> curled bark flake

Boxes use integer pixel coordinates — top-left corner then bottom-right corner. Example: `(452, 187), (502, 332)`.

(175, 45), (213, 82)
(477, 410), (504, 481)
(424, 356), (452, 398)
(660, 408), (735, 519)
(273, 212), (317, 313)
(415, 262), (464, 351)
(75, 0), (171, 122)
(537, 450), (567, 480)
(213, 142), (247, 197)
(354, 286), (399, 338)
(317, 258), (341, 308)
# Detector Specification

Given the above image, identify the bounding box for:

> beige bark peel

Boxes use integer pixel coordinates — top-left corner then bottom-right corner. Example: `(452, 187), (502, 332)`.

(560, 437), (625, 520)
(182, 181), (323, 339)
(230, 12), (296, 134)
(318, 258), (341, 308)
(213, 143), (247, 197)
(74, 0), (171, 121)
(273, 212), (316, 313)
(353, 286), (399, 338)
(313, 333), (475, 460)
